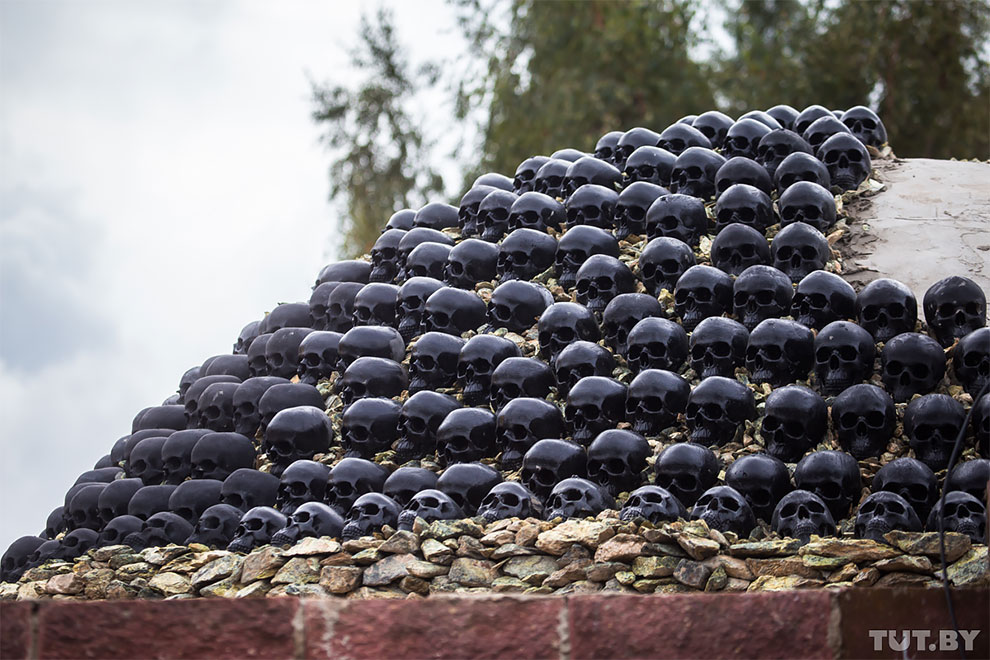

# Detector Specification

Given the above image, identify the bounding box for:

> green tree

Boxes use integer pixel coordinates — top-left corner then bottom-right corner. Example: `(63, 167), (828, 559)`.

(311, 8), (444, 257)
(452, 0), (716, 183)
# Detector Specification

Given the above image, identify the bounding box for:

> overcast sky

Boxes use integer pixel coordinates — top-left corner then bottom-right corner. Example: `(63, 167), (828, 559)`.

(0, 0), (464, 552)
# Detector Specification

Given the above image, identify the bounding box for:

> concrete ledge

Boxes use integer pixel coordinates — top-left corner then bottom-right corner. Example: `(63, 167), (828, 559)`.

(2, 589), (987, 659)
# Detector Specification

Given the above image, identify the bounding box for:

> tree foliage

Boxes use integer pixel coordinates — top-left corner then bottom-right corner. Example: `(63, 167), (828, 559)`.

(311, 8), (443, 257)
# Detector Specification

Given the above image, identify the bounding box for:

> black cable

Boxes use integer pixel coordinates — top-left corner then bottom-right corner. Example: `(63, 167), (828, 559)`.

(936, 379), (988, 660)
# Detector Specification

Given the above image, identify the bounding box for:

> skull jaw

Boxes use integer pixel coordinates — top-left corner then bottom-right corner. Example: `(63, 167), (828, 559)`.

(689, 422), (739, 448)
(394, 437), (434, 463)
(842, 433), (888, 461)
(766, 436), (811, 464)
(784, 520), (831, 544)
(341, 520), (372, 541)
(398, 316), (423, 343)
(227, 535), (260, 554)
(270, 528), (299, 547)
(948, 520), (985, 544)
(857, 518), (894, 544)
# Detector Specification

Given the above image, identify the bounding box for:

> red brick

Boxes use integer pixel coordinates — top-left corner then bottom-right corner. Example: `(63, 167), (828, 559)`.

(837, 588), (990, 660)
(1, 602), (34, 659)
(36, 598), (299, 659)
(568, 592), (834, 660)
(303, 596), (563, 659)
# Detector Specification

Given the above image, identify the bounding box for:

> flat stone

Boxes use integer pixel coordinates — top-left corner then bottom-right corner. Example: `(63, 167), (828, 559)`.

(399, 575), (430, 595)
(883, 530), (971, 562)
(641, 528), (675, 544)
(191, 555), (243, 589)
(946, 546), (990, 587)
(729, 539), (802, 558)
(480, 529), (515, 546)
(746, 557), (822, 580)
(104, 580), (138, 600)
(655, 581), (694, 594)
(706, 555), (753, 580)
(115, 562), (154, 581)
(420, 538), (453, 564)
(342, 538), (382, 553)
(320, 565), (363, 594)
(0, 583), (19, 600)
(455, 535), (488, 559)
(873, 555), (933, 574)
(490, 543), (539, 560)
(543, 561), (589, 589)
(514, 523), (540, 547)
(428, 575), (458, 593)
(557, 579), (602, 594)
(320, 552), (354, 567)
(140, 546), (190, 566)
(283, 537), (343, 557)
(448, 558), (497, 587)
(673, 559), (712, 589)
(535, 520), (613, 555)
(827, 564), (859, 584)
(801, 554), (852, 570)
(362, 553), (417, 587)
(21, 566), (62, 583)
(234, 581), (271, 598)
(277, 583), (329, 598)
(491, 576), (528, 592)
(704, 565), (728, 592)
(378, 531), (420, 554)
(643, 542), (688, 558)
(798, 538), (900, 562)
(162, 550), (231, 574)
(90, 545), (131, 562)
(82, 568), (115, 600)
(406, 560), (449, 579)
(347, 586), (406, 599)
(593, 534), (647, 563)
(875, 572), (937, 588)
(148, 572), (192, 596)
(351, 548), (385, 565)
(615, 571), (636, 586)
(423, 519), (485, 541)
(633, 578), (665, 593)
(724, 577), (751, 592)
(271, 557), (321, 585)
(199, 574), (240, 598)
(676, 534), (721, 560)
(747, 575), (825, 591)
(852, 567), (880, 587)
(502, 555), (558, 585)
(45, 573), (84, 595)
(108, 554), (144, 570)
(585, 562), (624, 583)
(239, 547), (285, 582)
(631, 555), (680, 578)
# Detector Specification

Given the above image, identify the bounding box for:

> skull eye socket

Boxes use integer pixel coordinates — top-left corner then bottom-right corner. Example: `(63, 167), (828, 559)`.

(500, 493), (520, 507)
(846, 150), (862, 162)
(780, 503), (797, 518)
(884, 500), (905, 515)
(224, 494), (244, 508)
(885, 360), (903, 375)
(416, 355), (436, 370)
(963, 352), (983, 367)
(807, 501), (825, 514)
(661, 215), (679, 231)
(334, 482), (355, 497)
(763, 415), (781, 431)
(909, 364), (930, 378)
(719, 496), (740, 511)
(245, 518), (264, 531)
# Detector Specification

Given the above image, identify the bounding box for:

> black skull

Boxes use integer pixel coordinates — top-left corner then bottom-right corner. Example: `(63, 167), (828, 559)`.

(714, 184), (775, 235)
(565, 184), (618, 231)
(674, 265), (734, 332)
(766, 104), (799, 131)
(772, 490), (836, 543)
(944, 459), (990, 503)
(814, 320), (876, 395)
(177, 366), (201, 404)
(658, 123), (711, 156)
(2, 536), (46, 582)
(756, 129), (813, 179)
(873, 457), (938, 522)
(396, 276), (444, 342)
(625, 369), (689, 436)
(880, 332), (946, 402)
(904, 394), (966, 472)
(723, 119), (772, 159)
(96, 516), (143, 549)
(507, 191), (565, 234)
(654, 442), (719, 508)
(840, 106), (887, 147)
(497, 229), (558, 283)
(187, 503), (244, 548)
(408, 332), (464, 394)
(802, 115), (852, 151)
(221, 468), (279, 512)
(341, 397), (402, 459)
(831, 384), (895, 459)
(134, 404), (190, 432)
(338, 326), (405, 369)
(587, 429), (650, 497)
(127, 485), (178, 521)
(325, 282), (365, 334)
(746, 319), (815, 387)
(315, 260), (371, 288)
(124, 512), (193, 551)
(196, 382), (240, 432)
(478, 190), (520, 242)
(397, 228), (454, 282)
(771, 222), (830, 283)
(778, 182), (836, 233)
(669, 147), (725, 200)
(691, 486), (756, 536)
(974, 394), (989, 458)
(397, 489), (464, 531)
(725, 453), (792, 522)
(336, 357), (408, 407)
(265, 328), (313, 379)
(257, 383), (325, 436)
(562, 156), (622, 199)
(858, 279), (919, 343)
(926, 491), (986, 544)
(66, 484), (107, 532)
(761, 385), (827, 463)
(275, 459), (330, 515)
(97, 478), (144, 525)
(538, 302), (601, 364)
(496, 397), (564, 471)
(645, 193), (709, 247)
(474, 172), (514, 190)
(184, 376), (241, 427)
(613, 126), (661, 170)
(297, 332), (343, 386)
(487, 281), (553, 333)
(325, 458), (388, 516)
(513, 156), (551, 194)
(127, 436), (168, 485)
(438, 407), (498, 466)
(260, 302), (313, 334)
(594, 130), (624, 165)
(191, 432), (256, 481)
(624, 317), (689, 374)
(855, 492), (922, 543)
(270, 502), (344, 546)
(623, 146), (676, 188)
(352, 283), (400, 328)
(422, 287), (488, 337)
(555, 225), (620, 290)
(686, 376), (756, 447)
(247, 334), (274, 377)
(168, 479), (223, 526)
(445, 239), (500, 290)
(457, 334), (522, 406)
(414, 202), (459, 230)
(715, 157), (773, 198)
(554, 341), (616, 398)
(341, 493), (401, 540)
(458, 185), (499, 238)
(395, 391), (460, 462)
(521, 439), (587, 502)
(732, 265), (793, 331)
(405, 242), (453, 281)
(437, 462), (502, 516)
(712, 224), (770, 276)
(639, 237), (696, 295)
(477, 482), (542, 522)
(264, 406), (333, 477)
(613, 182), (668, 240)
(692, 110), (734, 149)
(792, 270), (856, 330)
(369, 229), (406, 283)
(817, 133), (871, 192)
(953, 328), (990, 398)
(227, 506), (287, 553)
(565, 376), (627, 446)
(231, 377), (290, 438)
(602, 293), (664, 356)
(689, 317), (749, 379)
(773, 152), (831, 194)
(620, 486), (686, 524)
(923, 275), (986, 348)
(793, 105), (833, 136)
(383, 467), (438, 509)
(534, 159), (570, 200)
(490, 358), (554, 412)
(545, 478), (615, 520)
(308, 284), (339, 331)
